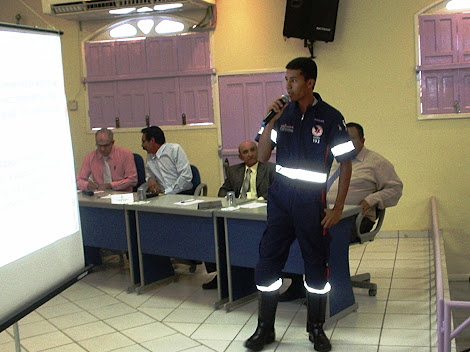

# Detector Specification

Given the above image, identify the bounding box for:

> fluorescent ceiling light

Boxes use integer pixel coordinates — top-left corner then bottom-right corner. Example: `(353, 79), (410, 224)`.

(137, 19), (155, 34)
(109, 7), (136, 15)
(446, 0), (470, 10)
(110, 24), (138, 38)
(155, 20), (184, 34)
(154, 3), (183, 11)
(137, 7), (153, 13)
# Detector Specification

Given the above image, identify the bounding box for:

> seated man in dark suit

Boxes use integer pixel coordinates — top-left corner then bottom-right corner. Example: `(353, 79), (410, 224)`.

(202, 140), (275, 289)
(218, 140), (275, 200)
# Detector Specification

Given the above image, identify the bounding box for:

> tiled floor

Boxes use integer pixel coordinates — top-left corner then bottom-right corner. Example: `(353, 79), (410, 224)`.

(1, 234), (442, 352)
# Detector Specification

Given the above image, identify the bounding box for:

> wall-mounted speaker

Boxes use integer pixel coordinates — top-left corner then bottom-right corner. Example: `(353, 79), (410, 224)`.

(283, 0), (340, 42)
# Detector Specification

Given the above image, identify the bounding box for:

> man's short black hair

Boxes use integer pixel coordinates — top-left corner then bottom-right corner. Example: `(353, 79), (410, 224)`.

(141, 126), (165, 145)
(346, 122), (364, 139)
(286, 57), (318, 81)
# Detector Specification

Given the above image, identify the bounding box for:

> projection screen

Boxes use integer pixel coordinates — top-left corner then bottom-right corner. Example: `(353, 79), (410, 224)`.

(0, 23), (85, 330)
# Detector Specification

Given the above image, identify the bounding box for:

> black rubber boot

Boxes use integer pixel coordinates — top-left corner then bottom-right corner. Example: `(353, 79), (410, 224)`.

(244, 290), (279, 351)
(278, 274), (305, 302)
(307, 292), (331, 352)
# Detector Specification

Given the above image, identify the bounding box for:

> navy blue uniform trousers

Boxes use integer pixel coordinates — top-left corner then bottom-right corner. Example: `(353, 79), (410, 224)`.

(255, 179), (330, 290)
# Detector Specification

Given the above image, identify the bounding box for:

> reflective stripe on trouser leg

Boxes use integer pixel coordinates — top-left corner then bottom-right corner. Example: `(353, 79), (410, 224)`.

(256, 278), (282, 292)
(304, 281), (331, 295)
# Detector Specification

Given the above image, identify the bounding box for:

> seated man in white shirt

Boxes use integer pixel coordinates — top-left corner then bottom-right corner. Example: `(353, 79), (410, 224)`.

(141, 126), (192, 195)
(279, 122), (403, 302)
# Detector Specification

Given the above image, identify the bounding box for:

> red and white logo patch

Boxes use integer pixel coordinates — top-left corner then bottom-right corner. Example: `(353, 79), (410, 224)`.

(312, 125), (323, 137)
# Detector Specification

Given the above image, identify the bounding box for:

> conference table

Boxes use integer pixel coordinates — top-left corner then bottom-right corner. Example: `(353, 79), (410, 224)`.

(213, 202), (361, 322)
(78, 192), (140, 291)
(79, 192), (361, 320)
(126, 195), (229, 307)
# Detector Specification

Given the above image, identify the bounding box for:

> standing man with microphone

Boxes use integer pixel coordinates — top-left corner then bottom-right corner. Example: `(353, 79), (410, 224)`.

(244, 57), (355, 352)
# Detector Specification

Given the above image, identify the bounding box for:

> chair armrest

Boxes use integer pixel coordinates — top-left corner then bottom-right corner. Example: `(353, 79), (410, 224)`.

(355, 208), (386, 244)
(194, 183), (208, 196)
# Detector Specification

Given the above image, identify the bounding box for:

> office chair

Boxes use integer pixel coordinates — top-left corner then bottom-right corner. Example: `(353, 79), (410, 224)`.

(133, 153), (146, 192)
(174, 164), (208, 272)
(350, 208), (386, 296)
(179, 164), (208, 196)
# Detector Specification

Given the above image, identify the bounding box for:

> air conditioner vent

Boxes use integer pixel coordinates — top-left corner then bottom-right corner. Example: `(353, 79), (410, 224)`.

(43, 0), (216, 21)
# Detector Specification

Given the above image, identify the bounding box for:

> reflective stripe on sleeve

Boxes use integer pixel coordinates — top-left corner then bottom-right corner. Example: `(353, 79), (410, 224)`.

(304, 281), (331, 295)
(276, 165), (327, 183)
(257, 127), (278, 144)
(256, 278), (283, 292)
(331, 140), (355, 157)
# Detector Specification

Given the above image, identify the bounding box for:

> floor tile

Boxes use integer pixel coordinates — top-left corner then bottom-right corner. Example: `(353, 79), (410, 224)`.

(63, 321), (116, 341)
(359, 259), (395, 269)
(48, 310), (99, 330)
(388, 288), (430, 301)
(196, 339), (231, 352)
(192, 323), (243, 340)
(21, 331), (74, 352)
(121, 322), (176, 343)
(0, 331), (13, 344)
(327, 345), (378, 352)
(380, 328), (431, 346)
(141, 333), (201, 352)
(91, 302), (138, 320)
(203, 308), (250, 325)
(77, 332), (135, 352)
(104, 311), (156, 331)
(13, 319), (58, 339)
(73, 294), (121, 311)
(386, 300), (430, 315)
(165, 322), (200, 336)
(138, 307), (174, 321)
(36, 301), (84, 319)
(110, 345), (151, 352)
(331, 327), (381, 345)
(383, 313), (430, 329)
(391, 277), (430, 290)
(335, 312), (384, 328)
(42, 343), (88, 351)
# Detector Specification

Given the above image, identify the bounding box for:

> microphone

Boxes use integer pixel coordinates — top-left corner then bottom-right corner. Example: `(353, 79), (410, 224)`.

(262, 95), (290, 125)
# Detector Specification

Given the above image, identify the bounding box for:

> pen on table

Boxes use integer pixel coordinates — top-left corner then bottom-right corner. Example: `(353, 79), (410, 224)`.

(181, 199), (195, 203)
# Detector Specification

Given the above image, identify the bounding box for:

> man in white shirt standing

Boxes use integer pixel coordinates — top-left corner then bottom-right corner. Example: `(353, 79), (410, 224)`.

(279, 122), (403, 302)
(141, 126), (193, 194)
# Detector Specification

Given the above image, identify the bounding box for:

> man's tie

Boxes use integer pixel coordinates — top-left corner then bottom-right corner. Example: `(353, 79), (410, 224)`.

(240, 168), (252, 199)
(103, 157), (112, 184)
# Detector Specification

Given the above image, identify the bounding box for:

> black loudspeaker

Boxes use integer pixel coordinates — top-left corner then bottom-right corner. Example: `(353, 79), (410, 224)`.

(283, 0), (340, 42)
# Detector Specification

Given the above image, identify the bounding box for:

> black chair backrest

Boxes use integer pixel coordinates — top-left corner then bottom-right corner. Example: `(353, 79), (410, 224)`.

(133, 153), (146, 192)
(179, 164), (207, 196)
(190, 164), (201, 191)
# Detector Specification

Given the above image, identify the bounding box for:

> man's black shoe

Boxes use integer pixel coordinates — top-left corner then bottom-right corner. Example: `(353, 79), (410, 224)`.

(202, 276), (217, 289)
(308, 325), (331, 352)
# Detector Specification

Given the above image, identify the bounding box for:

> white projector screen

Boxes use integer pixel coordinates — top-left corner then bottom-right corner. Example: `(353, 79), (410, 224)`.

(0, 23), (85, 329)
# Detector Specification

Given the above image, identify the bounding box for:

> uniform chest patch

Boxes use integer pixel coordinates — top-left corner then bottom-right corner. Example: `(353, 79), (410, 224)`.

(312, 125), (323, 137)
(280, 124), (294, 133)
(312, 125), (323, 144)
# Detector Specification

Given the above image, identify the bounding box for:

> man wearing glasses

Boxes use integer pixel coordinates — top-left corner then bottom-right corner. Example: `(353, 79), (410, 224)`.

(76, 128), (137, 192)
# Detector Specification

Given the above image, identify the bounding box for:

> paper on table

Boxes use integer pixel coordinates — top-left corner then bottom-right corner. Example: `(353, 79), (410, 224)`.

(175, 199), (204, 205)
(239, 202), (267, 209)
(220, 206), (240, 211)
